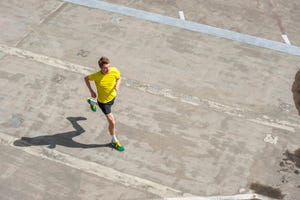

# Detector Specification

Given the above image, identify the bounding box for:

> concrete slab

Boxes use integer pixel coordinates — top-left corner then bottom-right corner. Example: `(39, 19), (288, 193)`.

(101, 0), (300, 46)
(0, 0), (300, 200)
(0, 143), (158, 200)
(0, 0), (64, 46)
(15, 2), (300, 112)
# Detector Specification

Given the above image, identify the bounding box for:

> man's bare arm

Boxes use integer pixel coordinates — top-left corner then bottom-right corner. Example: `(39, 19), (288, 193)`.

(115, 77), (122, 91)
(84, 76), (97, 98)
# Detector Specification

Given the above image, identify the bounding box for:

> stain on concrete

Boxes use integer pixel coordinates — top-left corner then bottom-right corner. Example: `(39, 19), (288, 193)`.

(77, 49), (90, 58)
(167, 34), (195, 55)
(1, 114), (24, 128)
(0, 95), (4, 102)
(0, 70), (25, 81)
(37, 112), (48, 121)
(220, 116), (232, 131)
(99, 22), (121, 34)
(25, 78), (46, 90)
(250, 182), (284, 199)
(278, 102), (292, 112)
(283, 148), (300, 169)
(0, 52), (6, 60)
(274, 148), (300, 198)
(51, 73), (65, 84)
(111, 16), (122, 24)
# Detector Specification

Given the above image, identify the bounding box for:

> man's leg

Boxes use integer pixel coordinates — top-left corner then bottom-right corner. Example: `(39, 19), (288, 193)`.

(106, 113), (124, 151)
(106, 113), (116, 137)
(98, 100), (124, 151)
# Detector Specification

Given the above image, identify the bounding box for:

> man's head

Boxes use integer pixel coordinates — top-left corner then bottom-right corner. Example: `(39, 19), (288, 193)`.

(98, 56), (110, 74)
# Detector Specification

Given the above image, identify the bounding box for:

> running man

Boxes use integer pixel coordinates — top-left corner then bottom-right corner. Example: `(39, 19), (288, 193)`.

(84, 56), (124, 151)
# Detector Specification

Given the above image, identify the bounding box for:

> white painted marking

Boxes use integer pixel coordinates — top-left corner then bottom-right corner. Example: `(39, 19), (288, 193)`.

(248, 118), (295, 132)
(264, 134), (279, 144)
(281, 34), (291, 45)
(178, 11), (185, 20)
(160, 193), (273, 200)
(239, 188), (246, 193)
(0, 44), (298, 133)
(0, 132), (187, 197)
(0, 44), (91, 75)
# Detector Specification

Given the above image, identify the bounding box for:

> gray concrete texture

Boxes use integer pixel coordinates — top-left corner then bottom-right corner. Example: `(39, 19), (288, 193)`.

(0, 0), (300, 200)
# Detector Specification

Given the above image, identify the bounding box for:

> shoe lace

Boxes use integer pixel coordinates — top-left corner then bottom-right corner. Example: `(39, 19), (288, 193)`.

(115, 141), (122, 147)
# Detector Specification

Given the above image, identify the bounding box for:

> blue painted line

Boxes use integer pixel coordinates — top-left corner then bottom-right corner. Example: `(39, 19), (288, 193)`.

(64, 0), (300, 56)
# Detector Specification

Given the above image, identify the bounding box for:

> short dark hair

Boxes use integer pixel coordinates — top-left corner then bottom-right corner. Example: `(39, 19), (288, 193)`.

(98, 56), (110, 68)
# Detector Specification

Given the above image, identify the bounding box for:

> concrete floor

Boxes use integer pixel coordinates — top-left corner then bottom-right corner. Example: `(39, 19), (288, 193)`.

(0, 0), (300, 200)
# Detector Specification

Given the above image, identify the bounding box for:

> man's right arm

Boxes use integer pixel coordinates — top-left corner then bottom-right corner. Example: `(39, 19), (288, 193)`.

(84, 76), (97, 98)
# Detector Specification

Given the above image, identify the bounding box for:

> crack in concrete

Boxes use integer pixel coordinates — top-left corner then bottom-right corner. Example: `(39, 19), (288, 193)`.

(14, 2), (66, 47)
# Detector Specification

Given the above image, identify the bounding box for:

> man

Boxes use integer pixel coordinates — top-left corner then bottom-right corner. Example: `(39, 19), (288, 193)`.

(84, 56), (124, 151)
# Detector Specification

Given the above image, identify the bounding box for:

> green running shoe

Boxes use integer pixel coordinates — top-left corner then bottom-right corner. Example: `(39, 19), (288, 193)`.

(111, 140), (125, 151)
(87, 98), (97, 112)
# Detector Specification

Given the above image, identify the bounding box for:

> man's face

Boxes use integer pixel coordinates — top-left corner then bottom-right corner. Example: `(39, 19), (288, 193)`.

(100, 63), (110, 74)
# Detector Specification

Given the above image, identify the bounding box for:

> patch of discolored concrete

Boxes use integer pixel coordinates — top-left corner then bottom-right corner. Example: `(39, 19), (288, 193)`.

(282, 148), (300, 169)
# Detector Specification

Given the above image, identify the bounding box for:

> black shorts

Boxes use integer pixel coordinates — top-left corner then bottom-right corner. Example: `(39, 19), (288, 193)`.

(98, 98), (115, 115)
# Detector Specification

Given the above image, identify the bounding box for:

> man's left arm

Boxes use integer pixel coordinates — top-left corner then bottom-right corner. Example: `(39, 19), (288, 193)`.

(115, 77), (121, 91)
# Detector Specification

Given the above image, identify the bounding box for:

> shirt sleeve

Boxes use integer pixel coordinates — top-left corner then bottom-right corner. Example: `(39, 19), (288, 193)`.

(88, 71), (98, 81)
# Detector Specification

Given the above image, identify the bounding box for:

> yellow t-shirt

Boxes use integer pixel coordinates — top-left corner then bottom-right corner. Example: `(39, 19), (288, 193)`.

(88, 67), (121, 103)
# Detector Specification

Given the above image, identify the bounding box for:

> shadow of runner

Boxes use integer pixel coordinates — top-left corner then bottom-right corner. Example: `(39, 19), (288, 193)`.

(14, 117), (112, 149)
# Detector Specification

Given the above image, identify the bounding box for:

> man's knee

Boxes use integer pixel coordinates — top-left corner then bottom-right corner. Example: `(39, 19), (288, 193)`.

(106, 114), (115, 125)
